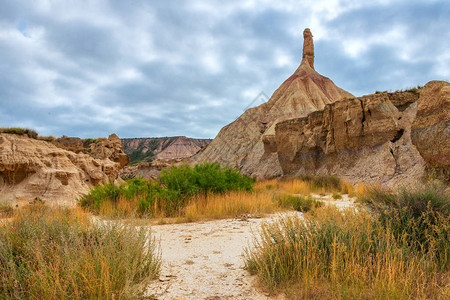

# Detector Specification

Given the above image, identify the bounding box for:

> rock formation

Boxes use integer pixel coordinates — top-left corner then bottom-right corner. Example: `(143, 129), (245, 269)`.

(0, 133), (128, 206)
(411, 81), (450, 178)
(121, 136), (212, 165)
(274, 90), (426, 185)
(52, 134), (129, 168)
(274, 81), (450, 185)
(191, 28), (354, 176)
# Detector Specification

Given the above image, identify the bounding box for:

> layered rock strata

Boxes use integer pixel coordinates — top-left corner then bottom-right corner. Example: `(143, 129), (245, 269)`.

(274, 81), (450, 185)
(0, 133), (128, 206)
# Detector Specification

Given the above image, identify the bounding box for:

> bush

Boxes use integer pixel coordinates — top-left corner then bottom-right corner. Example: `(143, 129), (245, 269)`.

(0, 204), (160, 299)
(159, 162), (254, 197)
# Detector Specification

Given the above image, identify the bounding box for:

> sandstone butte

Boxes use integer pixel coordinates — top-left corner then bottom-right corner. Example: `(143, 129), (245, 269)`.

(0, 133), (129, 206)
(192, 29), (449, 185)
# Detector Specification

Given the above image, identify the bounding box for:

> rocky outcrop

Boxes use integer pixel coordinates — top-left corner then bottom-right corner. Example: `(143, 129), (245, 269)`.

(52, 134), (129, 168)
(0, 133), (127, 206)
(411, 81), (450, 178)
(191, 29), (353, 176)
(122, 136), (211, 165)
(274, 81), (450, 185)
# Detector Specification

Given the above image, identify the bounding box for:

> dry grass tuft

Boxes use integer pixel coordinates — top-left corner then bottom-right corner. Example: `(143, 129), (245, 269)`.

(0, 203), (160, 299)
(245, 185), (450, 299)
(183, 191), (280, 220)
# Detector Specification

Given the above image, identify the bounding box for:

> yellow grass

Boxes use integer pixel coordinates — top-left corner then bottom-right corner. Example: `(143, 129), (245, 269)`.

(183, 191), (281, 221)
(246, 205), (450, 299)
(276, 179), (312, 195)
(0, 204), (160, 299)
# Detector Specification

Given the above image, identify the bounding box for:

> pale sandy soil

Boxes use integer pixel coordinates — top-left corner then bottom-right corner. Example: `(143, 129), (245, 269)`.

(145, 195), (355, 299)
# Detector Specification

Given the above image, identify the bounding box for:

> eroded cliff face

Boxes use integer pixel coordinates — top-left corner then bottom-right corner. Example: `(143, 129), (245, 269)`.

(411, 81), (450, 179)
(275, 81), (449, 185)
(0, 133), (128, 206)
(191, 29), (353, 176)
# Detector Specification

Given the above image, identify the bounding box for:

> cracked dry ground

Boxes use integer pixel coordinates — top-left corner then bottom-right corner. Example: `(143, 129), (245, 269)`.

(145, 214), (292, 300)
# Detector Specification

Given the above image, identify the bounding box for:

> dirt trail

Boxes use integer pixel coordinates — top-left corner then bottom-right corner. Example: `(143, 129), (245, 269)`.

(146, 196), (355, 299)
(145, 214), (295, 299)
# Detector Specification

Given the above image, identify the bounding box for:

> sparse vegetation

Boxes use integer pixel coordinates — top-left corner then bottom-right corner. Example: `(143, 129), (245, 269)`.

(265, 175), (354, 196)
(0, 127), (38, 139)
(332, 193), (342, 199)
(80, 162), (256, 218)
(245, 184), (449, 299)
(275, 194), (322, 212)
(0, 200), (13, 218)
(0, 204), (160, 299)
(37, 135), (57, 142)
(395, 85), (423, 93)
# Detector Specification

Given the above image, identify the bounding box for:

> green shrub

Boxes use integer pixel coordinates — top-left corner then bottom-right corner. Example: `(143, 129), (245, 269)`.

(0, 204), (160, 299)
(160, 162), (254, 197)
(79, 181), (125, 211)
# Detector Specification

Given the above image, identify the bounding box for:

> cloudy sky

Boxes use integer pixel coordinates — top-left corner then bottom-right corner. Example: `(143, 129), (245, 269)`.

(0, 0), (448, 139)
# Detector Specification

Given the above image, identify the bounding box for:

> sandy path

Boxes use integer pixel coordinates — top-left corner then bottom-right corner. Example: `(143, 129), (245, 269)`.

(145, 196), (355, 299)
(145, 213), (296, 299)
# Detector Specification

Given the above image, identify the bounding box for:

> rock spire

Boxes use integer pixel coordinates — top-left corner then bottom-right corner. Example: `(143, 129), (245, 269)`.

(302, 28), (314, 69)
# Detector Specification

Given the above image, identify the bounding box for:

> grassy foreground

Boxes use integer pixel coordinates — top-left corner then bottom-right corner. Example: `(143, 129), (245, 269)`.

(245, 184), (450, 299)
(0, 204), (160, 299)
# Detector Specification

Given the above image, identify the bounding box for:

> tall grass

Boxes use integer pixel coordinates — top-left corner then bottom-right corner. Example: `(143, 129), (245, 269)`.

(0, 204), (160, 299)
(183, 191), (278, 221)
(359, 183), (450, 269)
(245, 185), (449, 299)
(258, 176), (355, 196)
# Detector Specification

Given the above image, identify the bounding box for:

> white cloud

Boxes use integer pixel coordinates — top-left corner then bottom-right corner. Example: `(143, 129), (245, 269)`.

(0, 0), (448, 138)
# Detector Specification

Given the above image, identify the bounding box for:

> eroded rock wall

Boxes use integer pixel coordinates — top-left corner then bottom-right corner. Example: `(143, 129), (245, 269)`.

(52, 134), (129, 168)
(275, 90), (428, 186)
(0, 133), (127, 206)
(411, 81), (450, 180)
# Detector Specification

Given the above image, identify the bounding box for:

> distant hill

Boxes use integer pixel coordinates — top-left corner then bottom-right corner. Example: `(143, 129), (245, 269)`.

(121, 136), (212, 165)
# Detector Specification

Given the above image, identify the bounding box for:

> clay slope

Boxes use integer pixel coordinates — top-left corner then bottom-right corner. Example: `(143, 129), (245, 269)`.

(275, 81), (449, 186)
(0, 133), (128, 206)
(121, 136), (211, 164)
(191, 29), (353, 177)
